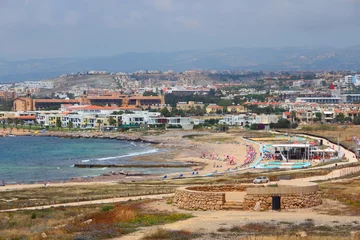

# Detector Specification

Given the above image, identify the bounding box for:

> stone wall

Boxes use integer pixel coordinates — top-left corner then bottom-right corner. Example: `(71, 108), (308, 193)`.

(172, 187), (225, 210)
(243, 191), (322, 211)
(173, 183), (322, 211)
(187, 184), (258, 192)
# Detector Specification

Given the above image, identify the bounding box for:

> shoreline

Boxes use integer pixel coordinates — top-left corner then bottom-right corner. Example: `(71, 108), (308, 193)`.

(0, 129), (258, 187)
(1, 129), (210, 185)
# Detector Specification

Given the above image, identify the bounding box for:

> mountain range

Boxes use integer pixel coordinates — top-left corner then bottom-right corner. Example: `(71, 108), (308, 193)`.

(1, 45), (360, 83)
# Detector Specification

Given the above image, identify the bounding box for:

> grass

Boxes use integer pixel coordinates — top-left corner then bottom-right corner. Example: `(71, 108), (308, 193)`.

(0, 200), (193, 240)
(142, 228), (201, 240)
(319, 179), (360, 215)
(213, 221), (360, 239)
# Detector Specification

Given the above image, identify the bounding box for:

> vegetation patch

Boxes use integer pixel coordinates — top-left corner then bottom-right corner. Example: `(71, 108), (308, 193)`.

(142, 228), (201, 240)
(0, 200), (193, 240)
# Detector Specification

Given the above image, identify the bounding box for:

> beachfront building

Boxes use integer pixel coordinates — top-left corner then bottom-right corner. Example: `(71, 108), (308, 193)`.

(219, 113), (279, 129)
(121, 111), (161, 125)
(219, 114), (257, 126)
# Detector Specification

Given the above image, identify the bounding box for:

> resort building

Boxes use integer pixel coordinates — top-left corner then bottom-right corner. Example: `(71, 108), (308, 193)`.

(13, 94), (165, 111)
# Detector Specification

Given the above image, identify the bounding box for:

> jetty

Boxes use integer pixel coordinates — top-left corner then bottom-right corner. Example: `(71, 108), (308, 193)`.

(74, 162), (201, 168)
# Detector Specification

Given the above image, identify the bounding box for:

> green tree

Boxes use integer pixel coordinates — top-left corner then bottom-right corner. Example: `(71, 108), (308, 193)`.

(20, 120), (25, 131)
(96, 119), (102, 130)
(314, 112), (322, 122)
(274, 118), (291, 128)
(109, 117), (117, 126)
(160, 107), (171, 117)
(335, 113), (345, 123)
(354, 116), (360, 125)
(56, 118), (62, 130)
(6, 118), (12, 126)
(14, 118), (20, 130)
(143, 91), (158, 96)
(250, 124), (258, 130)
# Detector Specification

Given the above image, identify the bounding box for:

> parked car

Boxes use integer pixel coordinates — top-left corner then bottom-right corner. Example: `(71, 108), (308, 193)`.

(253, 176), (269, 184)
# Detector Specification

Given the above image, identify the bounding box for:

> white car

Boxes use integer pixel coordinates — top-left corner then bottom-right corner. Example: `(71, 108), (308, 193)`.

(253, 176), (269, 184)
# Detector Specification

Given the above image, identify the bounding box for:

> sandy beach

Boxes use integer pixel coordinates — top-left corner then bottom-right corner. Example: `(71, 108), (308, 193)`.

(0, 129), (258, 190)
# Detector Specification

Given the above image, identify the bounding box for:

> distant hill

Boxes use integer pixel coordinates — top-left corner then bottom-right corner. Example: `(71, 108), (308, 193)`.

(1, 45), (360, 83)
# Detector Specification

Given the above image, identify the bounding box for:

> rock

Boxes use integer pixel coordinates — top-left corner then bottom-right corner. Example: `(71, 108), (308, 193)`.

(83, 219), (92, 224)
(295, 231), (307, 238)
(351, 231), (360, 240)
(41, 233), (47, 238)
(254, 201), (261, 211)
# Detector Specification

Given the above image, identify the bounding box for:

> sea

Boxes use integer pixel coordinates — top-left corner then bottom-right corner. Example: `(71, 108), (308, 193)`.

(0, 136), (188, 183)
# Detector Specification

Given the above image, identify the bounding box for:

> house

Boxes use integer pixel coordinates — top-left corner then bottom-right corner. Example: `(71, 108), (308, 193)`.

(205, 104), (223, 114)
(227, 105), (247, 113)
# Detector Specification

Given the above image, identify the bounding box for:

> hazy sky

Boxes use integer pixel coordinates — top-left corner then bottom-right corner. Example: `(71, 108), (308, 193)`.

(0, 0), (359, 60)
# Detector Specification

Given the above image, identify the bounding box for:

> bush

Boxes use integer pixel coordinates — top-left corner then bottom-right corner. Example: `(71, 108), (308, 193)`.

(31, 213), (36, 219)
(101, 205), (114, 212)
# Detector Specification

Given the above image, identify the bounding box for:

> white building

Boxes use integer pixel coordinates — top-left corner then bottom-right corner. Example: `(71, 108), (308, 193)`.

(219, 114), (257, 126)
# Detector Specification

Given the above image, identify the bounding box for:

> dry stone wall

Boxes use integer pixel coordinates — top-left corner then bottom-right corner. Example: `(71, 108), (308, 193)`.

(173, 183), (322, 211)
(172, 187), (225, 210)
(243, 191), (322, 211)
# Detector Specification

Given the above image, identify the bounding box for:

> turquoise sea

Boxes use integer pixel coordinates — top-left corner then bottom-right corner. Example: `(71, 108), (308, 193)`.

(0, 136), (187, 183)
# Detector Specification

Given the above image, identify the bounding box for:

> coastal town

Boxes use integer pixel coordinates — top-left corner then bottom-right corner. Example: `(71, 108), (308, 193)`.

(2, 1), (360, 239)
(2, 70), (360, 133)
(1, 69), (360, 239)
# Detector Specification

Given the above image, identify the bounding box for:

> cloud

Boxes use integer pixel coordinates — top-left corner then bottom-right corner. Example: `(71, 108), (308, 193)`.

(1, 0), (360, 59)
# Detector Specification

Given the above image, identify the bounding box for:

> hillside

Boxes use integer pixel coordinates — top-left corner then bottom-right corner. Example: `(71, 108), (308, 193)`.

(1, 45), (360, 83)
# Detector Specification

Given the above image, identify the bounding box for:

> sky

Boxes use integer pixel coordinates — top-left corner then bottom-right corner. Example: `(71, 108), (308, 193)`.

(0, 0), (360, 60)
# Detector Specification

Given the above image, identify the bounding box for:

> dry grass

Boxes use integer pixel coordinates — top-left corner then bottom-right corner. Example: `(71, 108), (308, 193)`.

(320, 179), (360, 215)
(0, 200), (192, 240)
(213, 221), (360, 240)
(142, 228), (200, 240)
(0, 183), (176, 210)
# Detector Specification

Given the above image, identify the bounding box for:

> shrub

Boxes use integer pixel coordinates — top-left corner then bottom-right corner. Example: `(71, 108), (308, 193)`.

(31, 213), (36, 219)
(101, 205), (114, 212)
